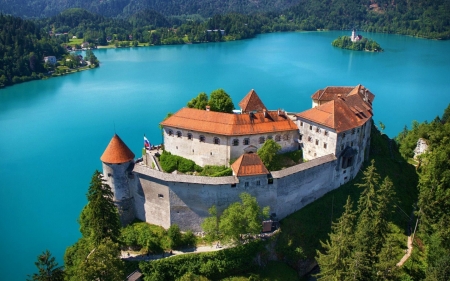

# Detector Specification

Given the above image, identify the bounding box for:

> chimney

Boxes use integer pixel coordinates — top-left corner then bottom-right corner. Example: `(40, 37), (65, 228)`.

(206, 105), (210, 111)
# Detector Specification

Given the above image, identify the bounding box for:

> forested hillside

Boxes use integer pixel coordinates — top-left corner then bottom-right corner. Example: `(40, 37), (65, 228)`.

(0, 14), (66, 87)
(0, 0), (300, 18)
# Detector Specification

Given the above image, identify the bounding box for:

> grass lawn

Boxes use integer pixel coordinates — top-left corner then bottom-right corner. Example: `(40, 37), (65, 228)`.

(69, 38), (84, 45)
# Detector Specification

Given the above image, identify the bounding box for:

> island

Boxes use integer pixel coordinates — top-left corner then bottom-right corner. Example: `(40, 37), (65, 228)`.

(332, 30), (383, 52)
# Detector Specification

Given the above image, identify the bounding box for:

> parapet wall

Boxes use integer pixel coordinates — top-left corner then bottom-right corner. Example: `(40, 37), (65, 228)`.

(131, 154), (337, 231)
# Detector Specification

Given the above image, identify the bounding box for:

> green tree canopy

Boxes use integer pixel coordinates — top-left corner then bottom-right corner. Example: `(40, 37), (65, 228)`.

(27, 250), (64, 281)
(257, 139), (281, 170)
(208, 89), (235, 113)
(80, 170), (121, 246)
(203, 192), (269, 245)
(187, 92), (208, 110)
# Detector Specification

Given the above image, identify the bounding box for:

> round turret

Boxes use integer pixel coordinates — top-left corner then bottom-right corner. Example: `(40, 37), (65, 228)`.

(101, 134), (136, 225)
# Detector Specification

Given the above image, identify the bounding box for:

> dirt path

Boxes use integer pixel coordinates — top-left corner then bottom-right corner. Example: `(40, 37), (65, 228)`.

(397, 236), (413, 267)
(121, 244), (227, 262)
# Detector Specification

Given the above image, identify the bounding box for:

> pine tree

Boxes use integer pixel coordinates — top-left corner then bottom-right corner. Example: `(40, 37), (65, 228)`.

(27, 250), (64, 281)
(316, 196), (356, 281)
(81, 170), (121, 246)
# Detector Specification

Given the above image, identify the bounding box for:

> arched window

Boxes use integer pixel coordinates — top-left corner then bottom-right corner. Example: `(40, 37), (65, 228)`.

(199, 135), (205, 142)
(232, 139), (239, 146)
(275, 135), (281, 142)
(168, 129), (173, 136)
(187, 133), (193, 140)
(214, 137), (220, 145)
(283, 134), (289, 140)
(176, 131), (182, 138)
(267, 135), (273, 140)
(259, 137), (265, 144)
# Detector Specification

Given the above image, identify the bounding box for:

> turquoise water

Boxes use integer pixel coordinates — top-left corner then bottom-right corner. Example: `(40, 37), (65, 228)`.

(0, 31), (449, 280)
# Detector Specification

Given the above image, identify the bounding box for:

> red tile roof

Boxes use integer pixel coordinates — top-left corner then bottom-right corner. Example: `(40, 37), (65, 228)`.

(101, 134), (135, 164)
(231, 153), (269, 176)
(297, 85), (374, 133)
(238, 89), (267, 113)
(160, 108), (298, 136)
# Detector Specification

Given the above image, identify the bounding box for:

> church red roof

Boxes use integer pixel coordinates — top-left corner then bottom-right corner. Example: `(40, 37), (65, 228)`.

(101, 134), (135, 164)
(231, 153), (269, 176)
(238, 89), (267, 113)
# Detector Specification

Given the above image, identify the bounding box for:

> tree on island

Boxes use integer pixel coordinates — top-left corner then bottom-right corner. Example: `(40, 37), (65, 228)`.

(187, 89), (234, 113)
(332, 36), (383, 52)
(27, 250), (64, 281)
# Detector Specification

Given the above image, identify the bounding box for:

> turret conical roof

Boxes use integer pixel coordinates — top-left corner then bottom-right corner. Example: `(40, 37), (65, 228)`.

(100, 134), (135, 164)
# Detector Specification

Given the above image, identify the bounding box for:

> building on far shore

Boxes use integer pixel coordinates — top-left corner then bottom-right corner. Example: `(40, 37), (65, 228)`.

(101, 85), (374, 230)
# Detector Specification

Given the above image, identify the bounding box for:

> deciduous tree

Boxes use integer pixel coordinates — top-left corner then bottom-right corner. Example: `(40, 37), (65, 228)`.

(208, 89), (234, 113)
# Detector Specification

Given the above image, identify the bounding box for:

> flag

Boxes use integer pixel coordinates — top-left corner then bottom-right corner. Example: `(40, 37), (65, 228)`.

(144, 136), (150, 149)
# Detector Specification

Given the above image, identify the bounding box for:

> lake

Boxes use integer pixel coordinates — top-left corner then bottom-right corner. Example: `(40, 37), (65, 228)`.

(0, 31), (449, 280)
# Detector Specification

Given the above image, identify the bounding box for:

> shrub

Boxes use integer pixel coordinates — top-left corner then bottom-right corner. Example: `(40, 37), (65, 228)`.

(159, 151), (197, 173)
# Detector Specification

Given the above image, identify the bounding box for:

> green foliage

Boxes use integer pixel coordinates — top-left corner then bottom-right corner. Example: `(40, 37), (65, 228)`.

(187, 92), (208, 110)
(139, 240), (264, 281)
(120, 222), (164, 254)
(27, 250), (64, 281)
(159, 151), (197, 173)
(177, 272), (210, 281)
(84, 49), (99, 66)
(198, 165), (232, 177)
(332, 35), (383, 51)
(168, 224), (183, 249)
(203, 193), (270, 245)
(84, 170), (121, 245)
(257, 139), (282, 170)
(0, 14), (67, 87)
(208, 89), (235, 113)
(79, 238), (125, 281)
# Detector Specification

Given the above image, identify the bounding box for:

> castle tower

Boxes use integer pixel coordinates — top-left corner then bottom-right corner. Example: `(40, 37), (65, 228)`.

(100, 134), (136, 226)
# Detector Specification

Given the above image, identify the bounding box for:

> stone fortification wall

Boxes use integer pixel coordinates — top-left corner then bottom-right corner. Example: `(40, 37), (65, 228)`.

(272, 154), (337, 219)
(102, 161), (136, 225)
(131, 154), (337, 231)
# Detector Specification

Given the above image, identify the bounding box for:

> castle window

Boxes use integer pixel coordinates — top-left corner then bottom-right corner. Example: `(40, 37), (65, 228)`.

(231, 184), (236, 188)
(309, 125), (313, 130)
(275, 135), (281, 142)
(357, 128), (360, 133)
(256, 180), (261, 186)
(259, 137), (265, 144)
(324, 130), (328, 136)
(283, 134), (289, 140)
(187, 133), (193, 140)
(158, 194), (164, 198)
(308, 136), (312, 142)
(268, 135), (273, 140)
(168, 129), (173, 136)
(245, 182), (249, 187)
(352, 129), (355, 135)
(300, 121), (303, 127)
(342, 132), (346, 138)
(268, 178), (274, 184)
(214, 137), (220, 145)
(324, 142), (327, 149)
(299, 134), (303, 140)
(315, 139), (319, 145)
(176, 131), (182, 138)
(199, 135), (205, 142)
(316, 127), (320, 133)
(243, 138), (250, 145)
(232, 139), (239, 146)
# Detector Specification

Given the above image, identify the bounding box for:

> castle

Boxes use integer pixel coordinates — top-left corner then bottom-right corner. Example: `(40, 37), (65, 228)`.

(100, 85), (374, 231)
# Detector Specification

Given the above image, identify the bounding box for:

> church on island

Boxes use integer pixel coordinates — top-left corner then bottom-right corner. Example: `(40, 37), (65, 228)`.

(100, 85), (374, 231)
